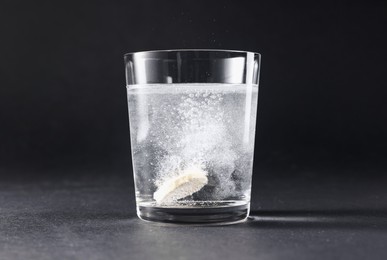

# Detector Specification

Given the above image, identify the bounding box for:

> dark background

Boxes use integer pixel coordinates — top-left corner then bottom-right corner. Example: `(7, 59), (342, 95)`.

(2, 1), (387, 259)
(1, 0), (387, 177)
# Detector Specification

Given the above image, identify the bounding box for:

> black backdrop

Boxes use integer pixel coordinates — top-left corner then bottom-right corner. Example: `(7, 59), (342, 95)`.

(1, 0), (387, 178)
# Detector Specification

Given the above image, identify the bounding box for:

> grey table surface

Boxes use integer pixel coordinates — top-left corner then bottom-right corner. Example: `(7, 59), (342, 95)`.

(1, 168), (387, 260)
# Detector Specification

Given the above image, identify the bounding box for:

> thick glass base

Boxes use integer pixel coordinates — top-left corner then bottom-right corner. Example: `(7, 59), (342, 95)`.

(137, 201), (249, 225)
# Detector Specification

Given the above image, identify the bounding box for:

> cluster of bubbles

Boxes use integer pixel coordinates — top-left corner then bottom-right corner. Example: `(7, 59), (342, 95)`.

(149, 87), (240, 200)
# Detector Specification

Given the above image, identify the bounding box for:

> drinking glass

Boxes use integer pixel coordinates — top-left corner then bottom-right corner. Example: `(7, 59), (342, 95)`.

(125, 49), (261, 224)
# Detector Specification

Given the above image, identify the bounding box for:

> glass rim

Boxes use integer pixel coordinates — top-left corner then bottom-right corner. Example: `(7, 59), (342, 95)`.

(124, 49), (261, 58)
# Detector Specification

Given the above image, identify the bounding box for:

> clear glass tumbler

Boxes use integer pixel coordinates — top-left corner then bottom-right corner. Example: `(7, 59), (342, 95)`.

(125, 49), (261, 224)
